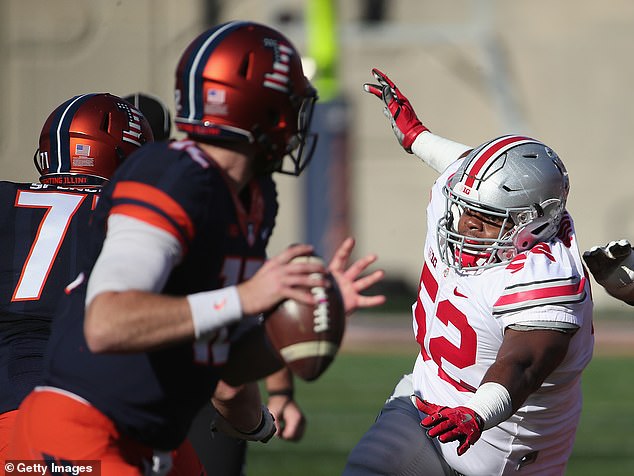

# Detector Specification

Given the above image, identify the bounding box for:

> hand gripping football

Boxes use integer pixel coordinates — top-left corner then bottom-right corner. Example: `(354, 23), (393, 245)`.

(264, 255), (346, 381)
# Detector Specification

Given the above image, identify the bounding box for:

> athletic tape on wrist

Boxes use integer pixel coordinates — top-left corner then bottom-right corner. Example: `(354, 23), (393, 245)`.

(187, 286), (242, 339)
(410, 131), (472, 173)
(465, 382), (512, 430)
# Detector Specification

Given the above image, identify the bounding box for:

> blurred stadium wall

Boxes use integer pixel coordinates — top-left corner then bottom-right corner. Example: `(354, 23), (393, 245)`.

(3, 0), (634, 311)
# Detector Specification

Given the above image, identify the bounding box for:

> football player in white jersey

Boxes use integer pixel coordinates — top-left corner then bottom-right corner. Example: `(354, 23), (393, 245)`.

(343, 69), (594, 476)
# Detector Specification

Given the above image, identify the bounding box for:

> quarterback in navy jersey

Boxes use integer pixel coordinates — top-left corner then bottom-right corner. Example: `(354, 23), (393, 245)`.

(8, 21), (385, 475)
(45, 139), (281, 449)
(0, 93), (154, 459)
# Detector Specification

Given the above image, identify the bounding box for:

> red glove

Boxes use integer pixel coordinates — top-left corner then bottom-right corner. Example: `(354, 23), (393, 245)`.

(412, 395), (484, 456)
(363, 68), (429, 152)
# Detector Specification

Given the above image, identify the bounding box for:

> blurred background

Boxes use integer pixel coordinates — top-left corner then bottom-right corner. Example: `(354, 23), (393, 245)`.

(3, 1), (634, 474)
(4, 0), (634, 312)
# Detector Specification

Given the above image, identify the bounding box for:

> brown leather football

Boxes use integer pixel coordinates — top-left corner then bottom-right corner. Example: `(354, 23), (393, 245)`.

(264, 255), (346, 381)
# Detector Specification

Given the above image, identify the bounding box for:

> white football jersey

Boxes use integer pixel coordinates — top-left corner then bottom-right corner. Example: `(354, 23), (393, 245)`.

(411, 159), (594, 476)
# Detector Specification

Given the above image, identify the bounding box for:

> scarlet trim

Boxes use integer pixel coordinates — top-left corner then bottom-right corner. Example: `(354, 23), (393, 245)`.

(438, 367), (477, 393)
(421, 262), (438, 302)
(414, 264), (431, 361)
(494, 277), (586, 308)
(464, 136), (532, 188)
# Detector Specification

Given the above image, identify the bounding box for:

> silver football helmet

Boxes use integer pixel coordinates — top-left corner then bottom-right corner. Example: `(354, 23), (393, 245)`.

(437, 135), (570, 271)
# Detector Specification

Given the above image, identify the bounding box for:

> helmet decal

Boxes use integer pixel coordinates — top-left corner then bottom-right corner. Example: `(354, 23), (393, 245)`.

(205, 88), (227, 116)
(119, 102), (147, 147)
(262, 39), (293, 93)
(178, 21), (246, 122)
(461, 135), (534, 190)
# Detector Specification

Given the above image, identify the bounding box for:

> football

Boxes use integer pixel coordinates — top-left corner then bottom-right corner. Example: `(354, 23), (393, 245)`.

(264, 255), (346, 381)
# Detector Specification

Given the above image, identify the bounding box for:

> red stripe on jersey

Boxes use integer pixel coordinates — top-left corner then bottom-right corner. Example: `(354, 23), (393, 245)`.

(463, 136), (533, 188)
(111, 181), (195, 244)
(414, 264), (431, 361)
(421, 262), (438, 302)
(494, 277), (586, 308)
(530, 242), (556, 261)
(438, 367), (477, 393)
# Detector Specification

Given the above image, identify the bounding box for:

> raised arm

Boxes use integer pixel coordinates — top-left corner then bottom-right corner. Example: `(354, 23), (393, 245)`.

(363, 68), (472, 173)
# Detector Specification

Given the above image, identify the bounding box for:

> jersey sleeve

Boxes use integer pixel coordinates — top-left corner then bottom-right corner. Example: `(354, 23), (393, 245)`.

(492, 242), (588, 328)
(86, 214), (183, 304)
(104, 142), (211, 249)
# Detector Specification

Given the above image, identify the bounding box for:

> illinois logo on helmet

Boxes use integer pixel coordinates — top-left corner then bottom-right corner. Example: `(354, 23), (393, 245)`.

(174, 21), (318, 176)
(34, 93), (154, 187)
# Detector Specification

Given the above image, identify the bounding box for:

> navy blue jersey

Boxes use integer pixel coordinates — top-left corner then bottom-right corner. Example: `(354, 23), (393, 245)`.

(0, 182), (100, 413)
(43, 140), (279, 450)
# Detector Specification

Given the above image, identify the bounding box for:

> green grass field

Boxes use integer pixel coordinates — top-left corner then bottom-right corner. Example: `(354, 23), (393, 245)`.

(246, 353), (634, 476)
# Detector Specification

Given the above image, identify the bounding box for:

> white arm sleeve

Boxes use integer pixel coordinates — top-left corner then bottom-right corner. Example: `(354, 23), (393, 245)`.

(410, 131), (472, 173)
(86, 214), (183, 306)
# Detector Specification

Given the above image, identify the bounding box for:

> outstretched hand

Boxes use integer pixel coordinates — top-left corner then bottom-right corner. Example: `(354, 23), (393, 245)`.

(363, 68), (428, 152)
(583, 239), (634, 303)
(328, 237), (386, 316)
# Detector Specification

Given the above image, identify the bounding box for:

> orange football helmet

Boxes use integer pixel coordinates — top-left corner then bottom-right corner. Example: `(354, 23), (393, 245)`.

(174, 21), (317, 175)
(34, 93), (154, 187)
